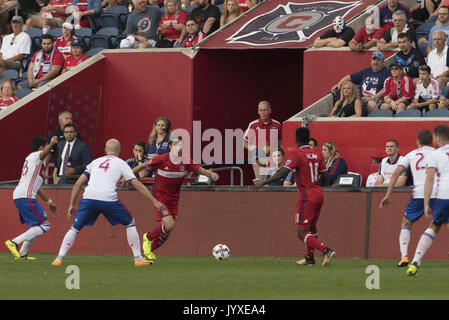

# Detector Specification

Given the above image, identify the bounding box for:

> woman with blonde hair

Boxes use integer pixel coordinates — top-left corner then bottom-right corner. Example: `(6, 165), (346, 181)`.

(329, 80), (362, 117)
(220, 0), (242, 27)
(156, 0), (188, 47)
(321, 141), (347, 186)
(0, 79), (19, 110)
(146, 116), (172, 160)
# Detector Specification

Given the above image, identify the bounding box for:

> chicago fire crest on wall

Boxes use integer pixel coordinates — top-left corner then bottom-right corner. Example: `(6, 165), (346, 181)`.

(226, 1), (361, 46)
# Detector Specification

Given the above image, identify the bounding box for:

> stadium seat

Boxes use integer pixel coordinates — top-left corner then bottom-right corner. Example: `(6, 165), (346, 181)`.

(24, 28), (43, 52)
(16, 88), (33, 99)
(85, 47), (105, 57)
(100, 5), (128, 31)
(47, 28), (63, 41)
(2, 69), (19, 81)
(423, 108), (449, 117)
(395, 109), (422, 117)
(367, 109), (393, 117)
(91, 27), (119, 49)
(75, 27), (93, 50)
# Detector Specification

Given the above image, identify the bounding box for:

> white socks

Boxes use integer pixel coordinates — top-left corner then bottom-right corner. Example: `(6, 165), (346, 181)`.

(412, 228), (436, 267)
(399, 226), (411, 258)
(20, 238), (36, 257)
(57, 228), (78, 260)
(12, 224), (50, 245)
(126, 224), (142, 261)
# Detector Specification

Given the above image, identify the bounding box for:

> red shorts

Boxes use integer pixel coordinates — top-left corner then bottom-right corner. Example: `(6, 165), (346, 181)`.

(153, 201), (178, 222)
(295, 199), (323, 230)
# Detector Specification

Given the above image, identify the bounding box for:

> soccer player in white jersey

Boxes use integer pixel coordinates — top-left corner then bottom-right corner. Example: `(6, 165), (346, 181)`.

(5, 136), (59, 260)
(380, 130), (435, 267)
(407, 124), (449, 276)
(51, 139), (167, 267)
(374, 140), (408, 187)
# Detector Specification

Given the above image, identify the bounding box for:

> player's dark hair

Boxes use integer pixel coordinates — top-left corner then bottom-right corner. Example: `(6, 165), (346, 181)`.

(386, 139), (398, 147)
(417, 129), (432, 146)
(271, 148), (284, 157)
(397, 33), (409, 41)
(433, 124), (449, 141)
(31, 136), (47, 151)
(296, 127), (310, 145)
(63, 123), (77, 132)
(134, 141), (146, 150)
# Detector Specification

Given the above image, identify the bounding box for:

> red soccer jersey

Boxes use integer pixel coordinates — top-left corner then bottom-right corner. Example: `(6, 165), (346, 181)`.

(145, 153), (201, 204)
(244, 118), (282, 151)
(237, 0), (249, 12)
(159, 11), (188, 40)
(0, 96), (19, 108)
(181, 31), (206, 48)
(284, 145), (326, 202)
(352, 27), (385, 43)
(48, 0), (71, 19)
(63, 54), (88, 70)
(31, 49), (64, 79)
(383, 74), (415, 101)
(55, 36), (77, 56)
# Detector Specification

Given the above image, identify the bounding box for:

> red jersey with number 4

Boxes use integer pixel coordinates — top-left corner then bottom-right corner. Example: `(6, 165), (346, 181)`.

(145, 153), (201, 204)
(284, 145), (326, 202)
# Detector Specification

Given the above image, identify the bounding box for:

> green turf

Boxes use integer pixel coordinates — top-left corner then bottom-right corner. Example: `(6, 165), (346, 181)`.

(1, 253), (448, 300)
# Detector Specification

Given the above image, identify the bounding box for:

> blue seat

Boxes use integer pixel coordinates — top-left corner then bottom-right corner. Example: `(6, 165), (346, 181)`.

(2, 69), (19, 81)
(101, 5), (128, 30)
(24, 28), (43, 51)
(423, 108), (449, 117)
(47, 28), (63, 41)
(395, 109), (422, 117)
(85, 47), (105, 57)
(91, 27), (118, 49)
(16, 88), (33, 99)
(100, 13), (120, 29)
(75, 27), (92, 50)
(367, 109), (394, 117)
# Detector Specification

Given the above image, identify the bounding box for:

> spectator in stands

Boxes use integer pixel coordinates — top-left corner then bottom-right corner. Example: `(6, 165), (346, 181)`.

(146, 116), (171, 160)
(74, 0), (103, 30)
(127, 141), (150, 178)
(55, 22), (77, 59)
(61, 39), (89, 73)
(176, 0), (221, 45)
(411, 0), (438, 25)
(427, 30), (449, 88)
(332, 51), (391, 114)
(265, 149), (295, 187)
(220, 0), (242, 27)
(409, 64), (439, 112)
(313, 16), (355, 48)
(55, 123), (92, 184)
(156, 0), (188, 48)
(180, 18), (206, 47)
(377, 10), (417, 51)
(25, 0), (72, 33)
(18, 34), (64, 90)
(122, 0), (163, 48)
(48, 110), (75, 146)
(0, 16), (31, 74)
(243, 100), (282, 183)
(374, 139), (408, 187)
(329, 81), (362, 117)
(349, 16), (386, 52)
(395, 32), (426, 79)
(415, 0), (449, 42)
(0, 0), (15, 34)
(321, 141), (348, 186)
(378, 0), (412, 32)
(0, 79), (19, 110)
(309, 138), (318, 150)
(417, 5), (449, 56)
(381, 61), (416, 113)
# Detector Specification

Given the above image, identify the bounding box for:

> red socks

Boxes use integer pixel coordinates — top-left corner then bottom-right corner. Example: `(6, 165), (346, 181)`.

(147, 224), (168, 252)
(304, 232), (326, 253)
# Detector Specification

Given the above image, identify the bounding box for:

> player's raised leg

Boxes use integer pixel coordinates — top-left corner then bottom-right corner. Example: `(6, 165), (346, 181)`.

(296, 226), (318, 266)
(143, 214), (175, 260)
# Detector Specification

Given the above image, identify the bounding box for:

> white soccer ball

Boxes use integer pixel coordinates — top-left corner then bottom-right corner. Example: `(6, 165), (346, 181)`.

(212, 244), (230, 260)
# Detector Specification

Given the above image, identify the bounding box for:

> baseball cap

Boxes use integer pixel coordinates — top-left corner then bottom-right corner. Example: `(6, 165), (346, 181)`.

(71, 38), (82, 47)
(371, 51), (384, 60)
(11, 16), (23, 23)
(389, 61), (403, 68)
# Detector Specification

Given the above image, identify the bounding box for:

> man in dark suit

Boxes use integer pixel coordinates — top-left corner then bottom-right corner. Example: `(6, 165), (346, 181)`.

(55, 123), (92, 184)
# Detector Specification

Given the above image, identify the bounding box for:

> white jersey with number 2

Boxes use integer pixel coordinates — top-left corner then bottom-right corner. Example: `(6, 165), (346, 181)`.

(82, 155), (136, 201)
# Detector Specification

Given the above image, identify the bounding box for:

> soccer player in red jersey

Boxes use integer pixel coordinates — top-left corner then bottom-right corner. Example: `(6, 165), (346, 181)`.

(134, 136), (219, 259)
(251, 127), (336, 266)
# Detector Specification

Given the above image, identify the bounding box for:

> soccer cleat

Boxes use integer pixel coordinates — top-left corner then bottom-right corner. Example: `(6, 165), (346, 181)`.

(321, 247), (336, 267)
(397, 256), (409, 267)
(51, 258), (63, 266)
(296, 255), (315, 266)
(5, 240), (20, 259)
(15, 255), (36, 261)
(142, 233), (156, 260)
(406, 262), (419, 276)
(134, 258), (154, 266)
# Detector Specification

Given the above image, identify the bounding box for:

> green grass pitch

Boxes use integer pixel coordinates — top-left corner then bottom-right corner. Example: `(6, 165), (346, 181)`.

(1, 253), (449, 300)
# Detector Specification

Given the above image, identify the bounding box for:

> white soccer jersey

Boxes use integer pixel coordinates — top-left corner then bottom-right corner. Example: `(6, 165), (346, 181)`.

(13, 151), (45, 199)
(379, 155), (406, 184)
(398, 146), (436, 198)
(426, 144), (449, 199)
(414, 79), (439, 101)
(82, 155), (136, 201)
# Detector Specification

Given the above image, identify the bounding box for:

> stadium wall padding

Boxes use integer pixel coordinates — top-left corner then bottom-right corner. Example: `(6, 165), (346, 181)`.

(1, 188), (447, 260)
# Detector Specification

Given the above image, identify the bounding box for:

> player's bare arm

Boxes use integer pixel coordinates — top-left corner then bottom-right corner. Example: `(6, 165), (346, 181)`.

(380, 165), (405, 208)
(198, 168), (219, 181)
(37, 188), (57, 212)
(130, 178), (167, 212)
(250, 167), (290, 192)
(68, 174), (89, 219)
(39, 135), (58, 161)
(423, 167), (436, 219)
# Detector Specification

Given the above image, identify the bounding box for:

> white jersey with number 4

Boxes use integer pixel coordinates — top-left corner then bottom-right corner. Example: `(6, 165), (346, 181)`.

(426, 144), (449, 200)
(398, 146), (435, 198)
(83, 155), (136, 201)
(13, 151), (45, 199)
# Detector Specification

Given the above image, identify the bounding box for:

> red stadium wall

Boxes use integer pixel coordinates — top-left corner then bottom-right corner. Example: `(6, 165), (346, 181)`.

(1, 188), (447, 260)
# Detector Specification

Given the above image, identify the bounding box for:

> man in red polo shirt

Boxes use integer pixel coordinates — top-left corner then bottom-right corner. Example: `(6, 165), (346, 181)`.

(243, 100), (282, 182)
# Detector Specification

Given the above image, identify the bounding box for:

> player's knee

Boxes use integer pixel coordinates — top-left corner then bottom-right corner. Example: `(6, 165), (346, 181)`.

(297, 229), (307, 240)
(39, 223), (50, 233)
